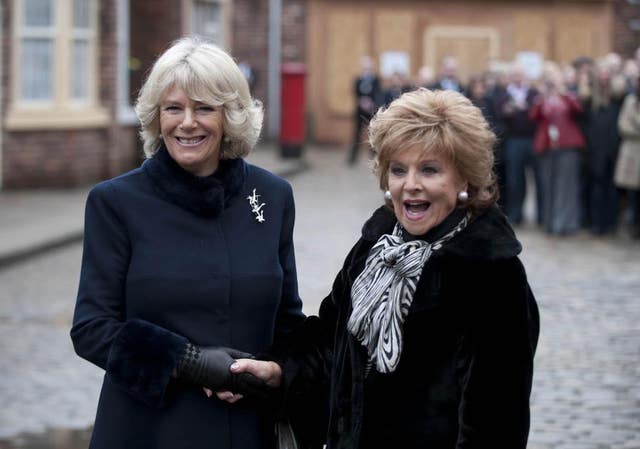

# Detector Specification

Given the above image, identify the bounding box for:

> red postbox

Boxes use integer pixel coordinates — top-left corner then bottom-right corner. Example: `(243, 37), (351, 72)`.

(280, 62), (306, 158)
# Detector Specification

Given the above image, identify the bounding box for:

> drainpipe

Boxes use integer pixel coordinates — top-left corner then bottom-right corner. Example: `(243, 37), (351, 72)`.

(116, 0), (136, 125)
(0, 2), (4, 190)
(267, 0), (281, 139)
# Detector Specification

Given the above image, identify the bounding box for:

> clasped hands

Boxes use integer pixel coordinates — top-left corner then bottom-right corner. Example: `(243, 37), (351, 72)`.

(178, 346), (282, 404)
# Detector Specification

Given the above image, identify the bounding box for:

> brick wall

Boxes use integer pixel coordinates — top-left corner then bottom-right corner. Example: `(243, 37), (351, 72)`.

(4, 127), (139, 189)
(282, 0), (306, 63)
(232, 0), (306, 135)
(1, 0), (139, 189)
(233, 0), (271, 108)
(129, 0), (184, 102)
(613, 0), (640, 58)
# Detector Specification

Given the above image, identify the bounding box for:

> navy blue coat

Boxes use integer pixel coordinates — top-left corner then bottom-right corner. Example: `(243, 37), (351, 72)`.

(71, 146), (304, 449)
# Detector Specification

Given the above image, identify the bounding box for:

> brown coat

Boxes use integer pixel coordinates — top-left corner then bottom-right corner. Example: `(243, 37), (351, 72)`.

(615, 94), (640, 190)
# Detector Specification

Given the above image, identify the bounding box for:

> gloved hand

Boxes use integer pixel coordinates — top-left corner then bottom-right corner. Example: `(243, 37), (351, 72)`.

(176, 344), (270, 398)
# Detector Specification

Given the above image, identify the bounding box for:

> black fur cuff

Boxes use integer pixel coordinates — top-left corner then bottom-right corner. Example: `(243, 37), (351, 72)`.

(106, 319), (188, 408)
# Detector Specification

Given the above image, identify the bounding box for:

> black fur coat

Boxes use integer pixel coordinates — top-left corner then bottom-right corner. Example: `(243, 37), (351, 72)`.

(274, 205), (540, 449)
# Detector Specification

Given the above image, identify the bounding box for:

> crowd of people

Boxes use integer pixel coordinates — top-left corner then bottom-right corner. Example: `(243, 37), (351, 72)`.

(351, 51), (640, 238)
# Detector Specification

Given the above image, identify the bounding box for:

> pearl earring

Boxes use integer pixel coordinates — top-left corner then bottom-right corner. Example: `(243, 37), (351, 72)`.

(384, 190), (392, 201)
(457, 190), (469, 202)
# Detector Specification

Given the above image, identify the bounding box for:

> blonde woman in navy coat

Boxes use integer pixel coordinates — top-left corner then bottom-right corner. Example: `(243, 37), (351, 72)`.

(70, 37), (304, 449)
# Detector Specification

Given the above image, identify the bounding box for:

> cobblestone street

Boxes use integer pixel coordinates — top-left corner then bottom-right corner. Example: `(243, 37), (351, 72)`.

(0, 148), (639, 448)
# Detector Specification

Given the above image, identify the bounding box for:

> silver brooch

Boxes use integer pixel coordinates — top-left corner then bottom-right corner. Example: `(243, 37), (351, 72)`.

(246, 188), (266, 223)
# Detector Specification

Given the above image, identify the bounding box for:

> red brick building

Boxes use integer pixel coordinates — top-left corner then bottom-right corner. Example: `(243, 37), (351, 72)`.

(0, 0), (305, 189)
(1, 0), (138, 188)
(0, 0), (637, 188)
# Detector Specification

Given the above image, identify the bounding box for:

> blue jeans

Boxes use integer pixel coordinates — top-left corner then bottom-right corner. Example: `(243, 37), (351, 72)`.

(504, 137), (541, 224)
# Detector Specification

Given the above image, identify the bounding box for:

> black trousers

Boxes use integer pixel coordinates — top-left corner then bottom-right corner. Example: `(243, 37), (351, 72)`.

(348, 110), (373, 164)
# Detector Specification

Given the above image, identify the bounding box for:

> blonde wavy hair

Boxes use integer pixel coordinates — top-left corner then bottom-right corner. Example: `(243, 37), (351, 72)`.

(369, 88), (498, 211)
(135, 37), (263, 159)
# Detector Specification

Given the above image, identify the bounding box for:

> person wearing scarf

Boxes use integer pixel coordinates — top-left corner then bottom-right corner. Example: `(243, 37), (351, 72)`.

(70, 38), (305, 449)
(230, 89), (540, 449)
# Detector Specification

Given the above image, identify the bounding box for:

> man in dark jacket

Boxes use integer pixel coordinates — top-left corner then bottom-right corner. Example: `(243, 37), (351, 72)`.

(433, 56), (465, 93)
(348, 56), (382, 165)
(495, 65), (541, 225)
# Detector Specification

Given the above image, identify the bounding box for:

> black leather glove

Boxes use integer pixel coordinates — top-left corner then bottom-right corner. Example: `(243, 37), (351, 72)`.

(176, 344), (270, 398)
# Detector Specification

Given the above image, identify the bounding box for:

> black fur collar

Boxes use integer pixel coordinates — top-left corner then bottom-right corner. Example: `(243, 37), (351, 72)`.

(143, 144), (247, 217)
(361, 205), (521, 261)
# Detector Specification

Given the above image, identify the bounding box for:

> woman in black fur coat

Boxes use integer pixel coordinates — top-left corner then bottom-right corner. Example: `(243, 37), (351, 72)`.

(70, 38), (303, 449)
(231, 89), (540, 449)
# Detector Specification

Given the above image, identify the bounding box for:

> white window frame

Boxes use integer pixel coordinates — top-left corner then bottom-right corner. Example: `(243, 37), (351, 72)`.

(183, 0), (232, 50)
(6, 0), (109, 130)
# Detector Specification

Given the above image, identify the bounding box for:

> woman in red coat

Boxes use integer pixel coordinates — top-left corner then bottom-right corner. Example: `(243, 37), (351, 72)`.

(530, 67), (586, 234)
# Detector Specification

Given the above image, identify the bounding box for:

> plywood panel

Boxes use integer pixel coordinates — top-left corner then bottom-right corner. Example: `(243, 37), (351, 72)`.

(433, 37), (491, 81)
(307, 0), (614, 146)
(374, 10), (415, 74)
(325, 10), (370, 115)
(512, 12), (549, 58)
(553, 13), (596, 64)
(424, 26), (499, 82)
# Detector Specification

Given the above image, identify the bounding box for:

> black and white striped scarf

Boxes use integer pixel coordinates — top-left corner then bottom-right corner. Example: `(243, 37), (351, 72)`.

(348, 212), (470, 373)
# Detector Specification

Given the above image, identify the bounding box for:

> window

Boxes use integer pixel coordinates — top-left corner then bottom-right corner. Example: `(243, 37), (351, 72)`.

(192, 1), (222, 43)
(7, 0), (109, 129)
(71, 0), (91, 101)
(20, 0), (54, 101)
(187, 0), (231, 48)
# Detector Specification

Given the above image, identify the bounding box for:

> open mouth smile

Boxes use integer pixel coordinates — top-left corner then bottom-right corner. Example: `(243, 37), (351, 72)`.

(403, 200), (431, 220)
(175, 136), (206, 146)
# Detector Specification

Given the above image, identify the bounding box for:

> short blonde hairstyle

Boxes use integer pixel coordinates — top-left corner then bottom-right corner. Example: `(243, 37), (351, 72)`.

(369, 88), (498, 211)
(135, 37), (263, 159)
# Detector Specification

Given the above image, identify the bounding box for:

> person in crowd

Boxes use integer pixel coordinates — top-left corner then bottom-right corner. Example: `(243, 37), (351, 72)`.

(615, 76), (640, 238)
(623, 58), (639, 94)
(531, 64), (586, 235)
(487, 65), (511, 209)
(604, 52), (623, 76)
(70, 37), (305, 449)
(416, 65), (436, 89)
(433, 55), (465, 93)
(468, 73), (508, 209)
(574, 57), (595, 229)
(383, 71), (412, 107)
(580, 58), (626, 235)
(349, 56), (383, 165)
(495, 64), (541, 225)
(563, 64), (578, 93)
(238, 60), (257, 92)
(466, 74), (487, 106)
(229, 89), (540, 449)
(467, 74), (501, 138)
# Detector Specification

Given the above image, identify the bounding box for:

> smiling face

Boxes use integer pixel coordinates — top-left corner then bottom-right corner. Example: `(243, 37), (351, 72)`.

(387, 147), (467, 236)
(159, 85), (224, 177)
